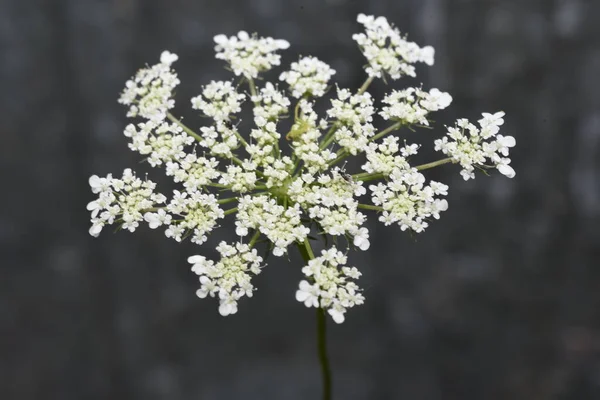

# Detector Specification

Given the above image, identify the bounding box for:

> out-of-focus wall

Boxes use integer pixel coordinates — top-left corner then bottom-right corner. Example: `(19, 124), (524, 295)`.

(2, 0), (600, 399)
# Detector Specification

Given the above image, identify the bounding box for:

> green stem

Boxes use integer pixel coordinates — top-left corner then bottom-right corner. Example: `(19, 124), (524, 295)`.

(319, 123), (340, 150)
(296, 239), (331, 400)
(316, 307), (332, 400)
(248, 78), (258, 99)
(351, 172), (384, 182)
(328, 121), (405, 168)
(223, 207), (238, 216)
(357, 203), (384, 211)
(167, 113), (203, 142)
(327, 152), (347, 168)
(232, 130), (249, 148)
(357, 76), (375, 95)
(369, 121), (403, 143)
(217, 197), (238, 205)
(415, 157), (454, 171)
(248, 230), (261, 247)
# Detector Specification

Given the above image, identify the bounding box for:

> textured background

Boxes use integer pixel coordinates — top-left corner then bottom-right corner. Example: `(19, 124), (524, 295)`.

(2, 0), (600, 399)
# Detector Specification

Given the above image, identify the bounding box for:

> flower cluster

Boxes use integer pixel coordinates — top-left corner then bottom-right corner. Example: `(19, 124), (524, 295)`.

(214, 31), (290, 79)
(87, 14), (516, 323)
(188, 242), (264, 316)
(434, 112), (516, 180)
(124, 120), (194, 167)
(119, 51), (180, 121)
(380, 87), (452, 125)
(370, 168), (449, 232)
(296, 247), (365, 323)
(352, 13), (434, 80)
(191, 80), (245, 122)
(87, 169), (167, 237)
(279, 56), (336, 98)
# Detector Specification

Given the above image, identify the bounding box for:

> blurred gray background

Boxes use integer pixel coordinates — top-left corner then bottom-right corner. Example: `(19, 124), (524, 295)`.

(2, 0), (600, 399)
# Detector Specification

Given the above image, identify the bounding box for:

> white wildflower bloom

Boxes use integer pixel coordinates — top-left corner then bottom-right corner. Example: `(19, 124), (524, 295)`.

(119, 51), (180, 121)
(288, 100), (336, 174)
(191, 80), (245, 121)
(434, 112), (516, 180)
(289, 168), (369, 246)
(198, 122), (239, 158)
(362, 136), (411, 175)
(219, 163), (258, 193)
(214, 31), (290, 79)
(188, 241), (264, 315)
(87, 169), (167, 236)
(370, 167), (449, 233)
(327, 88), (375, 126)
(326, 87), (376, 155)
(165, 154), (221, 191)
(353, 14), (434, 80)
(165, 190), (224, 244)
(91, 15), (515, 322)
(280, 56), (336, 98)
(144, 209), (172, 229)
(124, 120), (195, 167)
(296, 246), (364, 323)
(251, 82), (291, 122)
(236, 195), (310, 256)
(262, 156), (294, 188)
(380, 87), (452, 125)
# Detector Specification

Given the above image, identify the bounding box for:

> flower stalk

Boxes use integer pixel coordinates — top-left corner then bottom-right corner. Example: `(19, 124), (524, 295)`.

(297, 239), (332, 400)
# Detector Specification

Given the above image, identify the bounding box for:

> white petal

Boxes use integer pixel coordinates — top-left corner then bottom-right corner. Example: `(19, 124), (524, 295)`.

(187, 255), (204, 264)
(499, 135), (516, 147)
(296, 290), (310, 303)
(353, 236), (370, 251)
(89, 224), (103, 237)
(88, 175), (101, 190)
(328, 309), (345, 324)
(219, 302), (233, 316)
(498, 164), (516, 178)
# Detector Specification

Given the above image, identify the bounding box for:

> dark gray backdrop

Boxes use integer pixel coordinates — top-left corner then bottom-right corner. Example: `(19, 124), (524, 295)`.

(2, 0), (600, 399)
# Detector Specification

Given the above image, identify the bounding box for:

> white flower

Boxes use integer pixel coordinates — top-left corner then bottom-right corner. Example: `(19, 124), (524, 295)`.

(434, 112), (516, 180)
(497, 159), (516, 178)
(90, 16), (516, 323)
(280, 56), (336, 98)
(352, 227), (370, 251)
(369, 168), (449, 233)
(144, 209), (172, 229)
(295, 280), (320, 308)
(380, 87), (452, 125)
(214, 31), (289, 79)
(353, 14), (434, 80)
(296, 246), (364, 323)
(123, 120), (194, 166)
(87, 169), (167, 236)
(164, 190), (224, 244)
(119, 52), (180, 121)
(160, 51), (179, 65)
(191, 80), (245, 121)
(236, 195), (310, 257)
(188, 242), (264, 316)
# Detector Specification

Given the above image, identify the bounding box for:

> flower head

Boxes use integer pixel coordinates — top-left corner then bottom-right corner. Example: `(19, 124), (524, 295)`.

(88, 14), (515, 323)
(214, 31), (290, 79)
(434, 112), (516, 180)
(280, 56), (336, 98)
(119, 51), (180, 121)
(353, 14), (434, 80)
